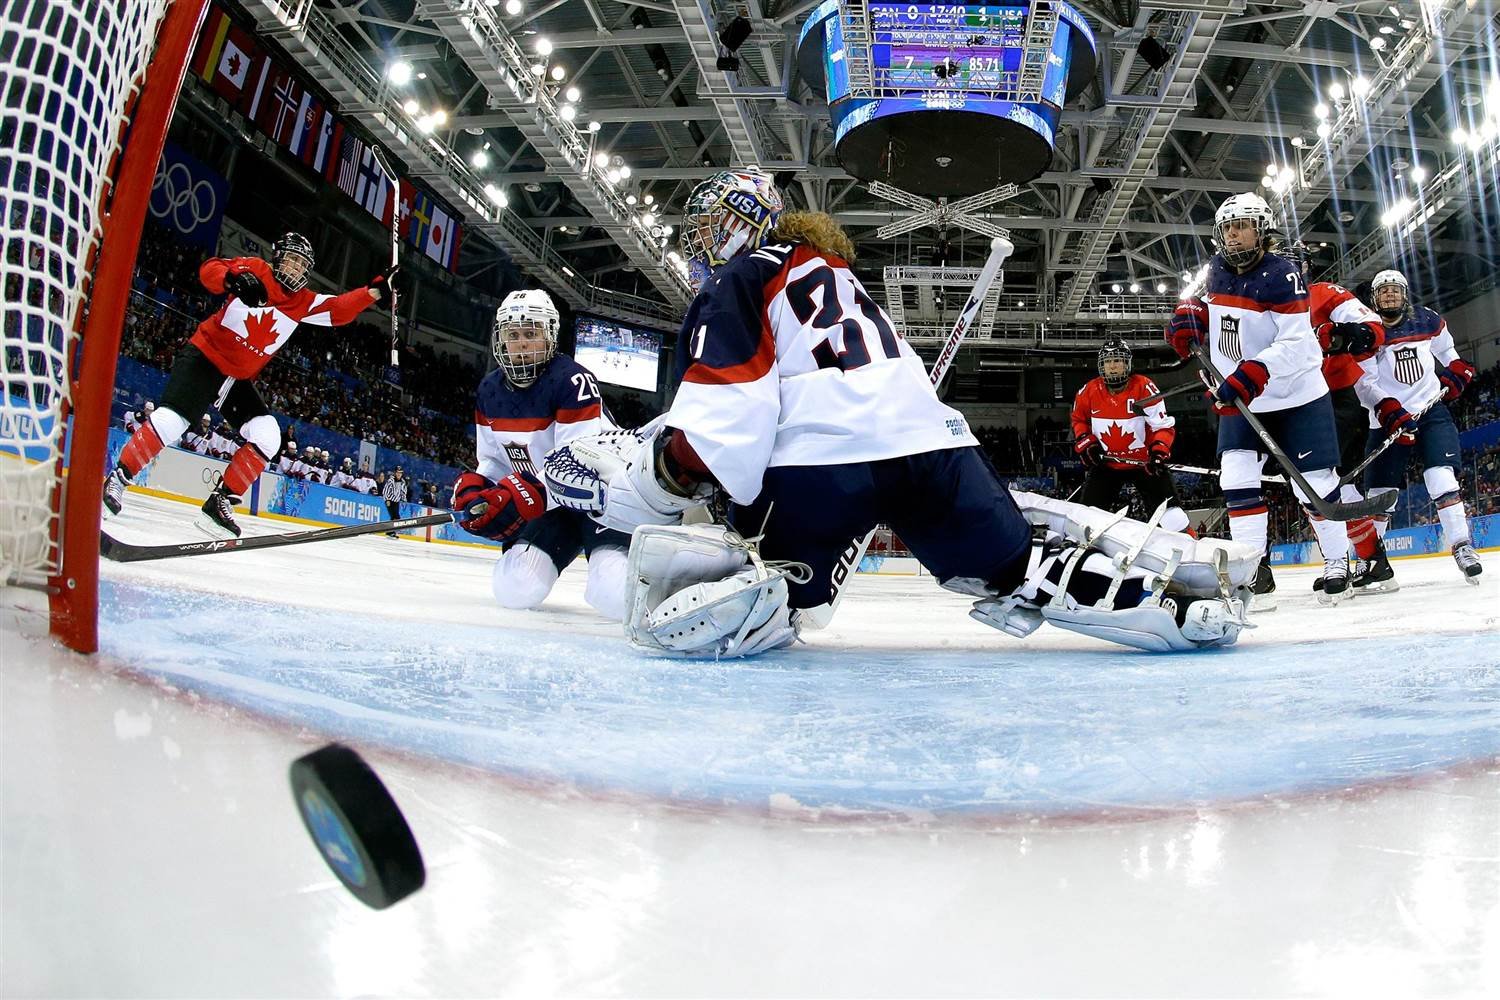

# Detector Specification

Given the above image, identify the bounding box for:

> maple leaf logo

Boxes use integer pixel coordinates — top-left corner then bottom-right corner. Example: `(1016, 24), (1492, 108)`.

(242, 310), (279, 353)
(227, 52), (241, 77)
(1100, 422), (1137, 455)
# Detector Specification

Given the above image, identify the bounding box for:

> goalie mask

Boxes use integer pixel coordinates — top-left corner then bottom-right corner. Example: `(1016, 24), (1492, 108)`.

(1213, 193), (1275, 269)
(1097, 338), (1132, 391)
(1371, 269), (1410, 325)
(680, 168), (784, 288)
(493, 288), (560, 387)
(271, 232), (314, 292)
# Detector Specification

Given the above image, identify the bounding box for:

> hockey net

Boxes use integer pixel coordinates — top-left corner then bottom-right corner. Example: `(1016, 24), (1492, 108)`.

(1, 0), (204, 652)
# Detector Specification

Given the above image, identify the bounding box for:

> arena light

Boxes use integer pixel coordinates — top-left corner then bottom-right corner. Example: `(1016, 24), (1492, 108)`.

(593, 152), (609, 169)
(587, 120), (601, 133)
(505, 0), (523, 14)
(1156, 282), (1167, 294)
(1314, 102), (1330, 120)
(626, 194), (637, 205)
(530, 63), (545, 76)
(643, 193), (654, 205)
(429, 108), (447, 127)
(1129, 282), (1141, 294)
(1380, 197), (1415, 227)
(1370, 36), (1386, 51)
(1410, 164), (1428, 183)
(1316, 121), (1332, 139)
(550, 65), (566, 81)
(387, 61), (413, 86)
(535, 37), (553, 57)
(1291, 135), (1305, 148)
(483, 183), (507, 207)
(559, 104), (577, 121)
(1328, 81), (1345, 102)
(1351, 75), (1371, 98)
(471, 150), (489, 168)
(565, 85), (581, 103)
(1110, 283), (1122, 294)
(618, 165), (631, 179)
(606, 168), (621, 183)
(402, 98), (420, 115)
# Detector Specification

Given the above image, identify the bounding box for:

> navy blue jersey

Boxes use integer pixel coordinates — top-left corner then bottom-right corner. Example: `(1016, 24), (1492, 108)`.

(1203, 252), (1325, 412)
(1356, 304), (1458, 425)
(474, 355), (614, 489)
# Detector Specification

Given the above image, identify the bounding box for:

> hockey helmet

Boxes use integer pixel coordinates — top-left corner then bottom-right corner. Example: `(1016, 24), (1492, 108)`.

(1371, 268), (1410, 323)
(271, 232), (314, 292)
(1278, 239), (1313, 275)
(493, 288), (560, 387)
(1213, 193), (1276, 268)
(680, 168), (784, 287)
(1098, 337), (1133, 390)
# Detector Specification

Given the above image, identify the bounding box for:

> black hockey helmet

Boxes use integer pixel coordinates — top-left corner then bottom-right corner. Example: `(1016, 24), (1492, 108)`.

(1098, 337), (1132, 390)
(271, 232), (314, 292)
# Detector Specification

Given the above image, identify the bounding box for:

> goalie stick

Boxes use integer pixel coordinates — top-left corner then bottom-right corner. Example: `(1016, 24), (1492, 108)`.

(1188, 343), (1395, 521)
(800, 235), (1014, 630)
(100, 512), (458, 563)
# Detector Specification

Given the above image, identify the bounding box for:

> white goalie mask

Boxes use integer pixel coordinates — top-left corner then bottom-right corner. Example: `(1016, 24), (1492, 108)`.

(1213, 193), (1276, 269)
(493, 289), (560, 387)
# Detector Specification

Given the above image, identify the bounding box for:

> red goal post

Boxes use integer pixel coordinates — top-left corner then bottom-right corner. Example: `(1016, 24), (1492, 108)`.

(0, 0), (207, 653)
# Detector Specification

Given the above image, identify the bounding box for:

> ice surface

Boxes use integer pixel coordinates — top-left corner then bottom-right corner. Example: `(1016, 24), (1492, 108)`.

(3, 493), (1498, 995)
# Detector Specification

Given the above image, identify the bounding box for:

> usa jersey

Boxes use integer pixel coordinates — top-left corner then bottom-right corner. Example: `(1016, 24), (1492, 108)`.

(1070, 374), (1175, 469)
(1355, 305), (1456, 428)
(1310, 281), (1383, 392)
(475, 354), (614, 504)
(666, 241), (978, 504)
(190, 257), (375, 379)
(1203, 253), (1325, 412)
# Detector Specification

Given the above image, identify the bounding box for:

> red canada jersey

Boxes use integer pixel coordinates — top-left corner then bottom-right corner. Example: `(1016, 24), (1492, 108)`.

(1310, 281), (1384, 391)
(1071, 373), (1176, 470)
(189, 257), (375, 380)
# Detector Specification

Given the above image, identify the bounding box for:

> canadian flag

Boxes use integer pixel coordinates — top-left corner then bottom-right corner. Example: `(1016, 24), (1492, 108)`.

(209, 25), (257, 102)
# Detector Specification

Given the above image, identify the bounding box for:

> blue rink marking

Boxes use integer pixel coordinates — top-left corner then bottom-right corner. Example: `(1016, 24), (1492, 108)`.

(99, 579), (1500, 816)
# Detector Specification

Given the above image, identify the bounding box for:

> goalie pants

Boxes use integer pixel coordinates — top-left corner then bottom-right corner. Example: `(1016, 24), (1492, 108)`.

(1078, 465), (1183, 516)
(730, 445), (1032, 610)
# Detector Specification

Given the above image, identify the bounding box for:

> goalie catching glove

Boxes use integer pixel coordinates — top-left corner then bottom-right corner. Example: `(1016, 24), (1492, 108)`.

(543, 420), (715, 533)
(451, 469), (546, 541)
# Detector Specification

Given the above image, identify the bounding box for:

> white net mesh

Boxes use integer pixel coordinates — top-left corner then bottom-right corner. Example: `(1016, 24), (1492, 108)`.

(0, 0), (168, 585)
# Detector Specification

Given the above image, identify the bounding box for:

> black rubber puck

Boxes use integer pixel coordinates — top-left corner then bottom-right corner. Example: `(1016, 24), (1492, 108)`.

(288, 743), (425, 909)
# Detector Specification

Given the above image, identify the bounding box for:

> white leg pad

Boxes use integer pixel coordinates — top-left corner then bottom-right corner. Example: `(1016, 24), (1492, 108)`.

(238, 414), (281, 458)
(147, 406), (189, 445)
(584, 545), (628, 621)
(1218, 449), (1266, 492)
(1423, 465), (1459, 499)
(492, 543), (559, 610)
(1010, 491), (1260, 596)
(1040, 596), (1246, 653)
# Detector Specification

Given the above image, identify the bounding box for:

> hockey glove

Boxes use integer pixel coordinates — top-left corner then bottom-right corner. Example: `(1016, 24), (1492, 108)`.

(451, 469), (545, 541)
(1074, 433), (1105, 468)
(368, 265), (402, 307)
(224, 268), (269, 306)
(1165, 298), (1208, 359)
(1214, 360), (1270, 407)
(545, 423), (713, 533)
(1438, 358), (1474, 401)
(1318, 321), (1379, 358)
(1147, 444), (1171, 476)
(1375, 397), (1418, 442)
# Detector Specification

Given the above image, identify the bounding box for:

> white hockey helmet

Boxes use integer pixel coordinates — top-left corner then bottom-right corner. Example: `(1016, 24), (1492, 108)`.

(1213, 192), (1276, 268)
(493, 288), (560, 387)
(1371, 268), (1410, 322)
(680, 168), (784, 287)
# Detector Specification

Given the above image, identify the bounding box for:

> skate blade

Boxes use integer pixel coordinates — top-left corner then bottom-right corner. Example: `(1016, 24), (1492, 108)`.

(194, 513), (240, 541)
(1464, 573), (1481, 586)
(1353, 579), (1399, 594)
(1316, 588), (1350, 607)
(1250, 593), (1278, 613)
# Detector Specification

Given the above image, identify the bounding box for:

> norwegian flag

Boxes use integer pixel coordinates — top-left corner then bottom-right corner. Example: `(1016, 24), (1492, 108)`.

(258, 69), (302, 144)
(1393, 345), (1424, 385)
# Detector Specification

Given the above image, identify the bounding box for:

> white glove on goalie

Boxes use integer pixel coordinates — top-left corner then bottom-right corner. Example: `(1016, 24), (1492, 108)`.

(543, 419), (713, 534)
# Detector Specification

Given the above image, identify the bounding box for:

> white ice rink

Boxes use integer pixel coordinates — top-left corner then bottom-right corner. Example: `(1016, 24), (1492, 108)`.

(3, 492), (1498, 996)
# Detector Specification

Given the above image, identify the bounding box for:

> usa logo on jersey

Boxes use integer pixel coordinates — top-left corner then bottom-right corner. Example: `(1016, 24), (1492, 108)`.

(1218, 314), (1243, 362)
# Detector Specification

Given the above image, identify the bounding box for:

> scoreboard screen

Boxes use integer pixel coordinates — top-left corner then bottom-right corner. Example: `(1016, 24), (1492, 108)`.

(871, 3), (1027, 92)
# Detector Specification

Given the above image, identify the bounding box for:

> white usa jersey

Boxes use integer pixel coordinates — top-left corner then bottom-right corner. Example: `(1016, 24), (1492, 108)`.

(1203, 254), (1326, 412)
(665, 242), (977, 505)
(1356, 305), (1454, 427)
(474, 355), (615, 507)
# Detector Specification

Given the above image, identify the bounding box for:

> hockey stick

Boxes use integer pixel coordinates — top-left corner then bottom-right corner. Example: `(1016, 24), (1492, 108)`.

(1188, 343), (1395, 521)
(800, 235), (1014, 630)
(100, 512), (457, 563)
(1336, 386), (1445, 488)
(1102, 455), (1287, 484)
(369, 146), (401, 367)
(1131, 381), (1201, 411)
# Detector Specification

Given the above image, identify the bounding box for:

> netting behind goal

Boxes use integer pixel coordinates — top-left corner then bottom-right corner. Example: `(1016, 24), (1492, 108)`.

(0, 0), (204, 652)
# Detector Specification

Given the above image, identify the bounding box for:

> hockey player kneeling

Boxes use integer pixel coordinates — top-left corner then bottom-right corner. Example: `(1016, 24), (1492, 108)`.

(544, 170), (1255, 657)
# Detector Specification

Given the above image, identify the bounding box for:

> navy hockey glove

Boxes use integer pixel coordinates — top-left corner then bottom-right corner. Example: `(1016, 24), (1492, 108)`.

(224, 268), (268, 306)
(1074, 433), (1104, 468)
(1147, 444), (1171, 476)
(1375, 397), (1417, 442)
(452, 469), (545, 540)
(1438, 358), (1474, 401)
(368, 265), (402, 307)
(1165, 298), (1208, 359)
(1214, 360), (1270, 407)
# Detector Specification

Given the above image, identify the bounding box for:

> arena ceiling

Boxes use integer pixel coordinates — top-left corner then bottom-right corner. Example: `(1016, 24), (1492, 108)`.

(252, 0), (1500, 342)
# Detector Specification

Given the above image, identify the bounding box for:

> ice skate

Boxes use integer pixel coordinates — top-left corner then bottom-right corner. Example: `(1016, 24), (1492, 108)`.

(1316, 557), (1351, 606)
(197, 487), (242, 539)
(102, 467), (128, 519)
(1249, 554), (1277, 612)
(1351, 539), (1398, 593)
(1452, 541), (1482, 584)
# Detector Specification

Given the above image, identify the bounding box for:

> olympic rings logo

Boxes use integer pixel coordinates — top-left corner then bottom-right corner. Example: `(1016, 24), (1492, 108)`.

(149, 159), (219, 234)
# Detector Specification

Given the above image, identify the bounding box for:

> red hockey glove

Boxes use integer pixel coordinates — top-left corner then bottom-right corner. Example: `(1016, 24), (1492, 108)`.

(224, 268), (268, 306)
(1318, 321), (1379, 357)
(452, 469), (546, 540)
(1074, 433), (1105, 468)
(1375, 397), (1418, 442)
(1213, 359), (1270, 407)
(368, 265), (402, 307)
(1165, 298), (1208, 359)
(1437, 358), (1474, 402)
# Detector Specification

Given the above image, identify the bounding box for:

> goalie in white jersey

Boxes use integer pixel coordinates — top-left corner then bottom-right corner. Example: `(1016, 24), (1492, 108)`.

(544, 169), (1259, 657)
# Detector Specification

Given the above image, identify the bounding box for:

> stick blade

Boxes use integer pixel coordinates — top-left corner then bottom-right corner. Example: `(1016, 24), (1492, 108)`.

(1323, 488), (1399, 521)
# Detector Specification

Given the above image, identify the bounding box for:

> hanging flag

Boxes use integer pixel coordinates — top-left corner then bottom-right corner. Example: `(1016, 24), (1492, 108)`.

(400, 180), (461, 271)
(333, 130), (364, 200)
(286, 92), (324, 162)
(257, 68), (303, 145)
(354, 146), (395, 225)
(189, 7), (230, 82)
(311, 113), (338, 174)
(238, 46), (275, 122)
(209, 24), (257, 102)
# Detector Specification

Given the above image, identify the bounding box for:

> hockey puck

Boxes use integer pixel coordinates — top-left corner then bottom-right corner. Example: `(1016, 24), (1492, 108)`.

(288, 743), (425, 909)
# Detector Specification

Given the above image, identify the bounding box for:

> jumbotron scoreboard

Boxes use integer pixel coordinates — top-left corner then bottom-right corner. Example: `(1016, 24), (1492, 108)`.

(798, 2), (1097, 195)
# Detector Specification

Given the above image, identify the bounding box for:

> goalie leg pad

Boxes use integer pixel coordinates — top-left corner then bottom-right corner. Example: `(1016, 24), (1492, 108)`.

(1039, 597), (1245, 653)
